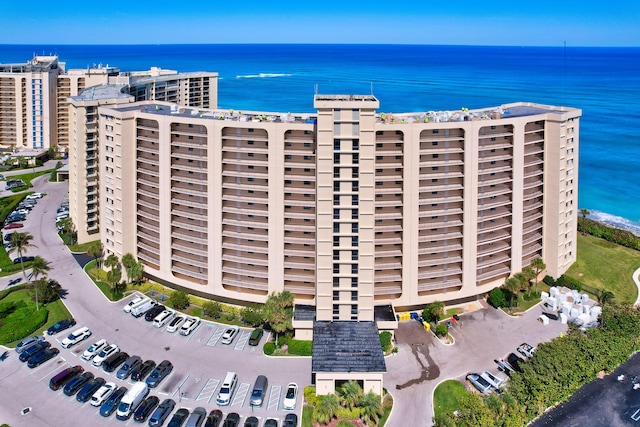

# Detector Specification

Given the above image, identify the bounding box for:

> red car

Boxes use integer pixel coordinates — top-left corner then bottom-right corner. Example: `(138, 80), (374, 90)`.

(3, 223), (24, 230)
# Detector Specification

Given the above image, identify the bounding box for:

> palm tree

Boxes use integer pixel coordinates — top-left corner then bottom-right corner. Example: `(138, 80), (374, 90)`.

(104, 253), (119, 271)
(513, 272), (529, 299)
(522, 266), (536, 297)
(121, 253), (135, 281)
(531, 257), (546, 295)
(9, 232), (38, 308)
(339, 381), (363, 410)
(127, 260), (144, 285)
(30, 256), (50, 282)
(579, 208), (590, 218)
(504, 277), (520, 311)
(596, 290), (615, 328)
(87, 241), (104, 268)
(359, 392), (383, 426)
(314, 393), (340, 425)
(107, 266), (123, 298)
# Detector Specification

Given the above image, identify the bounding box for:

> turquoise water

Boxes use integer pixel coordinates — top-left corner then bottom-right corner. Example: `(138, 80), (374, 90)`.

(2, 44), (639, 231)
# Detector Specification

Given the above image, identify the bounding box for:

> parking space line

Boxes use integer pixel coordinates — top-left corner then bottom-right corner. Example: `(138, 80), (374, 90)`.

(231, 382), (250, 407)
(37, 358), (69, 382)
(267, 385), (281, 411)
(234, 330), (251, 351)
(171, 374), (190, 399)
(186, 324), (204, 343)
(195, 378), (220, 404)
(206, 326), (223, 347)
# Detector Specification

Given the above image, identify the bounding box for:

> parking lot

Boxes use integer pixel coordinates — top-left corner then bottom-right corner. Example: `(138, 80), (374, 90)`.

(0, 176), (310, 427)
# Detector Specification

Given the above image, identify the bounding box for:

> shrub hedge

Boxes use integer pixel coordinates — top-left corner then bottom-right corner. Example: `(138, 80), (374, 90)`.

(488, 287), (508, 308)
(263, 342), (275, 355)
(379, 331), (393, 352)
(0, 304), (48, 344)
(578, 217), (640, 251)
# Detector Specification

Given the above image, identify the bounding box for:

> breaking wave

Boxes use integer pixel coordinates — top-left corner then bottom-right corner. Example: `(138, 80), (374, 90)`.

(235, 73), (293, 79)
(587, 210), (640, 236)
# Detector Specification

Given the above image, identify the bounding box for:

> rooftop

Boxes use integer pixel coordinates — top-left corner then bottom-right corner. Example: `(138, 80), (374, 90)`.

(74, 84), (131, 101)
(293, 304), (316, 322)
(374, 305), (396, 322)
(312, 321), (386, 373)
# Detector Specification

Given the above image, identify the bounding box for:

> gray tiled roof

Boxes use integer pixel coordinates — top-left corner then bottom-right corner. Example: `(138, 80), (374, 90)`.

(374, 305), (396, 322)
(312, 321), (386, 373)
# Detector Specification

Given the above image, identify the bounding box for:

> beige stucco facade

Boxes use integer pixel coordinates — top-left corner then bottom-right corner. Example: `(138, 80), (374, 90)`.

(92, 98), (580, 312)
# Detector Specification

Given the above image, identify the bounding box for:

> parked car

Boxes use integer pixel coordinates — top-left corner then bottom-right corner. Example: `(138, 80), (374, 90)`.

(283, 382), (298, 410)
(18, 341), (51, 362)
(25, 192), (43, 200)
(166, 315), (186, 333)
(102, 351), (130, 373)
(50, 365), (84, 391)
(248, 328), (264, 346)
(46, 318), (76, 336)
(144, 304), (166, 322)
(204, 410), (223, 427)
(133, 395), (160, 422)
(100, 386), (128, 417)
(116, 355), (142, 380)
(61, 327), (92, 349)
(284, 413), (298, 427)
(76, 377), (107, 403)
(153, 309), (176, 328)
(494, 358), (516, 375)
(263, 419), (278, 427)
(517, 342), (536, 359)
(27, 347), (59, 368)
(223, 413), (240, 427)
(3, 223), (23, 230)
(81, 338), (108, 361)
(542, 312), (559, 321)
(63, 372), (95, 396)
(221, 326), (240, 345)
(13, 256), (34, 264)
(185, 406), (207, 427)
(244, 416), (259, 427)
(167, 408), (190, 427)
(7, 277), (21, 286)
(146, 360), (173, 388)
(507, 353), (525, 373)
(4, 232), (14, 242)
(467, 373), (493, 394)
(92, 343), (120, 366)
(131, 359), (156, 381)
(122, 295), (146, 313)
(148, 398), (176, 427)
(90, 382), (117, 406)
(179, 317), (201, 336)
(480, 370), (507, 390)
(15, 335), (44, 353)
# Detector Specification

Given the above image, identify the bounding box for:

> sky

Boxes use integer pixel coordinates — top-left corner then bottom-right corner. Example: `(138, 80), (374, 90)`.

(2, 0), (639, 46)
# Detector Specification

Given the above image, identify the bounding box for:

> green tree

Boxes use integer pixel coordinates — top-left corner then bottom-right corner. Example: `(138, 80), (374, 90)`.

(106, 267), (122, 298)
(87, 241), (104, 268)
(127, 260), (144, 285)
(503, 276), (520, 311)
(596, 290), (615, 328)
(531, 257), (546, 295)
(339, 381), (363, 410)
(202, 300), (222, 319)
(168, 290), (190, 310)
(579, 208), (590, 218)
(121, 253), (135, 270)
(35, 279), (62, 304)
(359, 392), (383, 426)
(104, 253), (119, 271)
(240, 304), (263, 326)
(30, 256), (50, 282)
(513, 272), (529, 297)
(9, 232), (39, 309)
(423, 301), (445, 323)
(522, 266), (536, 297)
(488, 287), (507, 308)
(57, 217), (77, 245)
(263, 291), (294, 346)
(314, 393), (340, 425)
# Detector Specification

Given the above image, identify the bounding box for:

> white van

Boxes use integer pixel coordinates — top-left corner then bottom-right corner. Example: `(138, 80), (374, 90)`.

(116, 381), (149, 420)
(123, 296), (146, 313)
(153, 309), (175, 328)
(61, 327), (92, 349)
(130, 299), (157, 318)
(216, 372), (238, 406)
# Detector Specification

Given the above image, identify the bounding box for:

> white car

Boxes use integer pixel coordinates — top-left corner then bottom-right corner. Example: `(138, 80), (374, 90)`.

(517, 342), (536, 359)
(221, 326), (240, 345)
(123, 295), (145, 313)
(81, 339), (108, 361)
(179, 317), (201, 336)
(283, 382), (298, 410)
(25, 193), (43, 200)
(92, 343), (119, 366)
(166, 315), (186, 333)
(61, 327), (92, 349)
(153, 309), (175, 328)
(90, 382), (117, 406)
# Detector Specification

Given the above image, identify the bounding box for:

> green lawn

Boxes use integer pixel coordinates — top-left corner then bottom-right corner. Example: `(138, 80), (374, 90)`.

(567, 233), (640, 303)
(433, 379), (468, 417)
(302, 406), (313, 427)
(69, 240), (100, 253)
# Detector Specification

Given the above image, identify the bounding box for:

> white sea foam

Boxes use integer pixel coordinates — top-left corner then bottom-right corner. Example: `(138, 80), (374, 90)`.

(235, 73), (293, 79)
(587, 210), (640, 236)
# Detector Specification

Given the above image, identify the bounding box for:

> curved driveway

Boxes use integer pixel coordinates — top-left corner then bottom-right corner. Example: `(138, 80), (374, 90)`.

(0, 176), (311, 427)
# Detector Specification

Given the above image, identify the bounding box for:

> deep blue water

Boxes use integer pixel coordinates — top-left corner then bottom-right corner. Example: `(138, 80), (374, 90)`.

(2, 44), (639, 231)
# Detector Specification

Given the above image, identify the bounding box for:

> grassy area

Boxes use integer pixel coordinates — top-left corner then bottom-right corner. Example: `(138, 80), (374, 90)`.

(433, 380), (468, 417)
(379, 394), (393, 427)
(566, 233), (640, 303)
(84, 260), (123, 301)
(69, 240), (100, 253)
(302, 406), (313, 427)
(445, 307), (463, 317)
(8, 169), (54, 191)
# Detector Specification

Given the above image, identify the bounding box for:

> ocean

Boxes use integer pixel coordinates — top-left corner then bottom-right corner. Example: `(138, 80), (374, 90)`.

(1, 44), (639, 232)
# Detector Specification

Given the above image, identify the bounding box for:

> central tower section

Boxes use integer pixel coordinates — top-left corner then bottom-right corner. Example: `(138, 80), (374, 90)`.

(314, 95), (380, 322)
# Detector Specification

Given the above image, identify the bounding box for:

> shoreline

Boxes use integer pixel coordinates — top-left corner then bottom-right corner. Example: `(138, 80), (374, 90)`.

(585, 209), (640, 237)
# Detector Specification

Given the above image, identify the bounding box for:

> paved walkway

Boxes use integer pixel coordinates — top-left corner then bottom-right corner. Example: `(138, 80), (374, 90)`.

(633, 267), (640, 306)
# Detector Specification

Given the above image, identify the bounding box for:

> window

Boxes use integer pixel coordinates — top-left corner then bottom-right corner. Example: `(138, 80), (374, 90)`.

(351, 291), (358, 301)
(333, 291), (339, 300)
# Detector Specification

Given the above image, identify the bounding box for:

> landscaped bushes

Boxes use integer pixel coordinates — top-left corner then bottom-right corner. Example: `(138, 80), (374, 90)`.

(379, 331), (392, 353)
(263, 342), (275, 355)
(0, 303), (48, 344)
(487, 287), (508, 308)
